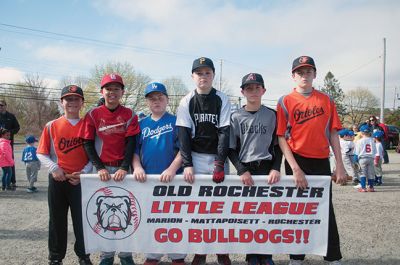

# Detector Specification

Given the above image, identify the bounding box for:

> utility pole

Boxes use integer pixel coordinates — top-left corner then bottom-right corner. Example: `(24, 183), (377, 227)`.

(394, 87), (397, 110)
(380, 38), (386, 123)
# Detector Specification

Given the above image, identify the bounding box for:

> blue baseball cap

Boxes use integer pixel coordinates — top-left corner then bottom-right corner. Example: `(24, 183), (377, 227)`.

(144, 82), (168, 97)
(25, 135), (37, 144)
(373, 131), (384, 138)
(359, 124), (371, 133)
(338, 129), (348, 137)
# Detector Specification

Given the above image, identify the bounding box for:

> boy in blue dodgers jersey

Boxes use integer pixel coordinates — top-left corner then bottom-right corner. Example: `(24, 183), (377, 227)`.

(132, 82), (185, 265)
(354, 125), (376, 192)
(22, 135), (41, 192)
(228, 73), (282, 265)
(176, 57), (231, 265)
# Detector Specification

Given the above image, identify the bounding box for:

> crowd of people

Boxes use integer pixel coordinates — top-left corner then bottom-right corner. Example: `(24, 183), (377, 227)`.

(3, 55), (394, 265)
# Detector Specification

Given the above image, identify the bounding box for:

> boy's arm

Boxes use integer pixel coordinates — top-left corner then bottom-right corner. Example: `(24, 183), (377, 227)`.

(132, 153), (146, 182)
(113, 135), (136, 181)
(83, 139), (105, 171)
(160, 151), (183, 183)
(213, 125), (230, 183)
(330, 129), (346, 184)
(278, 136), (307, 189)
(178, 126), (195, 184)
(228, 148), (248, 176)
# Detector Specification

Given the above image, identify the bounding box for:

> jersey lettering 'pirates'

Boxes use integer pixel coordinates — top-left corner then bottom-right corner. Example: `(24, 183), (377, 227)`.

(176, 88), (230, 166)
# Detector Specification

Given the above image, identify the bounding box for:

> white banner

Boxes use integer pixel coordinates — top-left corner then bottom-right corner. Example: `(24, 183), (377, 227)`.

(81, 175), (330, 255)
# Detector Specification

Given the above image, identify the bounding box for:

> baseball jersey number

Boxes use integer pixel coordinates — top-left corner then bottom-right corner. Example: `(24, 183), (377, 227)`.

(366, 144), (371, 153)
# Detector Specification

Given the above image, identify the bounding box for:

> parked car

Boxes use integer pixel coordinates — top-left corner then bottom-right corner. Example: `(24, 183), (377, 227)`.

(387, 125), (400, 149)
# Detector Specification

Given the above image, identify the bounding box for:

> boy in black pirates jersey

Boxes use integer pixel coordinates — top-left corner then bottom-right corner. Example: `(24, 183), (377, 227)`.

(176, 57), (231, 265)
(228, 73), (282, 265)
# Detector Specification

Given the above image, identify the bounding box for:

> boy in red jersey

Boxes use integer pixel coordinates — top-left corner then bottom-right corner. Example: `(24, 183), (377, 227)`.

(276, 56), (346, 265)
(37, 85), (92, 265)
(81, 73), (139, 265)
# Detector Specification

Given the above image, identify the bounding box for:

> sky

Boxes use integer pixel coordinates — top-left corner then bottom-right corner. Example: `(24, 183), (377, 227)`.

(1, 0), (399, 108)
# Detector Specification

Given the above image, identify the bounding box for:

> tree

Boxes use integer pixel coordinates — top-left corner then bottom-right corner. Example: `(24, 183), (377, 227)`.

(162, 77), (188, 114)
(320, 72), (346, 120)
(84, 62), (151, 112)
(344, 87), (379, 126)
(3, 74), (60, 136)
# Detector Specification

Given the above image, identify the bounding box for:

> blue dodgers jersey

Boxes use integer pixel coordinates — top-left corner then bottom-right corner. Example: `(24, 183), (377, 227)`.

(137, 112), (182, 174)
(22, 146), (39, 162)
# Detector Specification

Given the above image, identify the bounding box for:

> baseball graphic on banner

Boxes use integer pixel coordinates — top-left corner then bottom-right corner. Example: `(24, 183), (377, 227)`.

(86, 186), (141, 240)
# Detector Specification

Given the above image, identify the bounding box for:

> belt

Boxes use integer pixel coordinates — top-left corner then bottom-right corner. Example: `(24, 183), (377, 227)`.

(103, 160), (123, 167)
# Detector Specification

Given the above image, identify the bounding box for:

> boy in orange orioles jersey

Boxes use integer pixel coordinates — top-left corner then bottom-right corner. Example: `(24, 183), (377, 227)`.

(81, 73), (140, 265)
(37, 85), (93, 265)
(276, 56), (346, 265)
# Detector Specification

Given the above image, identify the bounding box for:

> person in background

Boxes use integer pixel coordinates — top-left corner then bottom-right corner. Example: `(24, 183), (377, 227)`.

(0, 99), (20, 190)
(22, 135), (41, 193)
(0, 128), (14, 191)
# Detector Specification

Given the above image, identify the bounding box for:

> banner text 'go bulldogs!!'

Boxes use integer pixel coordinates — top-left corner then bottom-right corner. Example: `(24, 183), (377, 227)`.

(81, 175), (330, 255)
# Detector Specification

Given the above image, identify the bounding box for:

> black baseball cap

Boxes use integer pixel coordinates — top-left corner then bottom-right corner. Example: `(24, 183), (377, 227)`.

(61, 85), (84, 99)
(292, 56), (316, 72)
(192, 57), (215, 73)
(241, 73), (264, 89)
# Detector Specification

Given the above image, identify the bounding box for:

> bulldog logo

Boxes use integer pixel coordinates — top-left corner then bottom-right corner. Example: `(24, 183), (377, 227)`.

(96, 196), (132, 232)
(86, 186), (141, 240)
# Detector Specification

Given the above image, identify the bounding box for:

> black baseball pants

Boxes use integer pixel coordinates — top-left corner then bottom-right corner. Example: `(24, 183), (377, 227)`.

(48, 174), (89, 261)
(285, 153), (342, 262)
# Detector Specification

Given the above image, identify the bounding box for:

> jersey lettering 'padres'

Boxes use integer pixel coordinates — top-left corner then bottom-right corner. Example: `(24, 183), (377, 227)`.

(277, 88), (341, 158)
(136, 112), (181, 174)
(230, 106), (277, 163)
(82, 105), (140, 162)
(37, 116), (88, 174)
(176, 88), (230, 154)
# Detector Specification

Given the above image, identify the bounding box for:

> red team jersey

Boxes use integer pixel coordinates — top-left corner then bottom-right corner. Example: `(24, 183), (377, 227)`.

(81, 105), (140, 163)
(276, 88), (342, 158)
(37, 116), (88, 174)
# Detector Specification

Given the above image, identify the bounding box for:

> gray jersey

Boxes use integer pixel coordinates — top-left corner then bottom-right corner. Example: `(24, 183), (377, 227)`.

(229, 105), (277, 163)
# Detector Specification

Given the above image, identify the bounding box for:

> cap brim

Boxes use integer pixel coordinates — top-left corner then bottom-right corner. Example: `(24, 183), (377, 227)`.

(240, 81), (264, 88)
(61, 93), (84, 99)
(292, 64), (316, 73)
(192, 66), (215, 73)
(145, 91), (168, 97)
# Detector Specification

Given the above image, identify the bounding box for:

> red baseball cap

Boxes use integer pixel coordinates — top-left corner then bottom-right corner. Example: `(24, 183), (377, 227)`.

(101, 73), (125, 89)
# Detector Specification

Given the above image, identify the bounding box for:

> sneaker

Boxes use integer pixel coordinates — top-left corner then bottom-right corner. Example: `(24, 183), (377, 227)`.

(31, 186), (38, 191)
(120, 255), (135, 265)
(217, 255), (231, 265)
(329, 261), (342, 265)
(144, 259), (159, 265)
(288, 260), (303, 265)
(1, 186), (5, 191)
(367, 187), (375, 192)
(262, 257), (275, 265)
(352, 179), (359, 185)
(79, 257), (93, 265)
(191, 255), (206, 265)
(172, 259), (185, 265)
(27, 188), (34, 193)
(353, 183), (361, 189)
(248, 256), (260, 265)
(358, 187), (367, 192)
(99, 257), (114, 265)
(49, 260), (63, 265)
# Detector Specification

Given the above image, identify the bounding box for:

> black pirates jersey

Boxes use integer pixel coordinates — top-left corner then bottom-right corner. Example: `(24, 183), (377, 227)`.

(176, 88), (231, 154)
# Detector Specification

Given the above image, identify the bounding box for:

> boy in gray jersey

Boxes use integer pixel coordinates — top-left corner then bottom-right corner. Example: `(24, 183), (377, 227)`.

(228, 73), (282, 265)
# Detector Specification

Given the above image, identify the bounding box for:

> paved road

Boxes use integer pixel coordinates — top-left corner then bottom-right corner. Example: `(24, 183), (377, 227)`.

(0, 145), (399, 265)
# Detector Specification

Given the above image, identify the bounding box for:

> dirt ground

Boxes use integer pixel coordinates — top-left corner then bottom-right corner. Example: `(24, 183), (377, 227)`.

(0, 145), (399, 265)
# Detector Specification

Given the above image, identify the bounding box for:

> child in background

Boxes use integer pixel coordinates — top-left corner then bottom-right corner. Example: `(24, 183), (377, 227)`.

(22, 135), (41, 192)
(133, 82), (185, 265)
(354, 125), (376, 192)
(338, 129), (356, 184)
(0, 128), (14, 191)
(373, 131), (384, 185)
